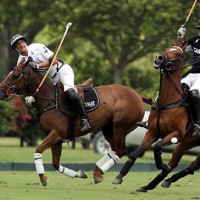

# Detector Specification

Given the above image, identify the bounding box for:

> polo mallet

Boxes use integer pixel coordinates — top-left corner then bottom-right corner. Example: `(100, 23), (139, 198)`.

(183, 0), (198, 27)
(35, 22), (72, 94)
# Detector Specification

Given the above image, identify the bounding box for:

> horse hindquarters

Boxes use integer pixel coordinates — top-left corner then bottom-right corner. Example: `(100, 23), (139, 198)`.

(93, 85), (144, 184)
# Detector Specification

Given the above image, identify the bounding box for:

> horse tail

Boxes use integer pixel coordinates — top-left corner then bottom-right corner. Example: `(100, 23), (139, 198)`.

(141, 96), (153, 105)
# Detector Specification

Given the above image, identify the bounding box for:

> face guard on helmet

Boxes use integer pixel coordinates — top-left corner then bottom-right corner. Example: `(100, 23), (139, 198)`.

(10, 34), (28, 50)
(195, 19), (200, 29)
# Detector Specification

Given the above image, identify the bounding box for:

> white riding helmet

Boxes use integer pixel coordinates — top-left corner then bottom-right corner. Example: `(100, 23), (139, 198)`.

(10, 34), (28, 49)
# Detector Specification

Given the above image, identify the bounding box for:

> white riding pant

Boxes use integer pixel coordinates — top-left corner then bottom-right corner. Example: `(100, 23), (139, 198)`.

(181, 73), (200, 92)
(49, 62), (75, 92)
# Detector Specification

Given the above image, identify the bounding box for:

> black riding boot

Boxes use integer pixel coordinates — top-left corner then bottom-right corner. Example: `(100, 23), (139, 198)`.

(65, 88), (90, 132)
(189, 89), (200, 136)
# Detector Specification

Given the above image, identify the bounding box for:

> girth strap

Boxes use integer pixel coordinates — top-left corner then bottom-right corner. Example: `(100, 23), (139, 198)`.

(151, 99), (187, 110)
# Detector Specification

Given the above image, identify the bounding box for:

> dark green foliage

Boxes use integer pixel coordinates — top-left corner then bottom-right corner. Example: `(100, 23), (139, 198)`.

(0, 0), (199, 141)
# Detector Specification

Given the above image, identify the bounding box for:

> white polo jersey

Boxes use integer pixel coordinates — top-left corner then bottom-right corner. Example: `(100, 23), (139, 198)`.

(17, 43), (74, 91)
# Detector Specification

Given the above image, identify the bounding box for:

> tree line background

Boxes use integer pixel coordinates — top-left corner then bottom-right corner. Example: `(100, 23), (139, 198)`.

(0, 0), (199, 145)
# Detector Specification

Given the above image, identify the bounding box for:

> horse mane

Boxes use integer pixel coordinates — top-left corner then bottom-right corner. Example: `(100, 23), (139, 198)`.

(171, 38), (187, 50)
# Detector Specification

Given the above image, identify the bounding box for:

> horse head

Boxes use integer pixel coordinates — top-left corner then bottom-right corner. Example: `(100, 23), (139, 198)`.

(0, 58), (33, 100)
(154, 46), (184, 71)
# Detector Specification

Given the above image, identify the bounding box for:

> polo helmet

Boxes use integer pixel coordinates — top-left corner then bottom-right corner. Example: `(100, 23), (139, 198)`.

(10, 34), (28, 49)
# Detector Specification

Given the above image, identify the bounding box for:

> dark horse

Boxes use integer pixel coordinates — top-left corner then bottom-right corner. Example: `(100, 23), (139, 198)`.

(112, 44), (194, 191)
(0, 59), (145, 186)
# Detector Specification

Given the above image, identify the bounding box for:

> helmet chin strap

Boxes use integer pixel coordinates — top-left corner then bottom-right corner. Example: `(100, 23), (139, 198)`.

(15, 47), (20, 53)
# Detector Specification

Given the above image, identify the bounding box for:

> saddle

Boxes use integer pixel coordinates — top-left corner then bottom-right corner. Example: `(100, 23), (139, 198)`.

(57, 78), (100, 117)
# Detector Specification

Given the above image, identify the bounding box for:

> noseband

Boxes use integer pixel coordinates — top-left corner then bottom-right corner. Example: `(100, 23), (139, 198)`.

(154, 46), (184, 71)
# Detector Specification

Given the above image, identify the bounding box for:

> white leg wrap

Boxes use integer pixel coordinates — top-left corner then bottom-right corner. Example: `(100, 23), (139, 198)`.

(58, 165), (77, 178)
(100, 154), (120, 173)
(96, 151), (120, 173)
(34, 153), (44, 174)
(96, 154), (111, 168)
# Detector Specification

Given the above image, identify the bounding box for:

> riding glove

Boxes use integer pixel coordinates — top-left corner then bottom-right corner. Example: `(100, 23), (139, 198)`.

(29, 61), (39, 69)
(25, 96), (35, 106)
(177, 25), (186, 38)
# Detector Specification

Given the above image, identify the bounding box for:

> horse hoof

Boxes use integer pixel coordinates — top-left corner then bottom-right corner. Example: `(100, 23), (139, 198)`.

(161, 180), (171, 188)
(76, 170), (87, 179)
(40, 176), (49, 186)
(136, 187), (147, 193)
(112, 177), (123, 184)
(94, 176), (103, 184)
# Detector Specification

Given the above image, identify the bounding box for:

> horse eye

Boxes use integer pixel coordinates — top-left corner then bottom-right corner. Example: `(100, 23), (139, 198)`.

(13, 70), (20, 77)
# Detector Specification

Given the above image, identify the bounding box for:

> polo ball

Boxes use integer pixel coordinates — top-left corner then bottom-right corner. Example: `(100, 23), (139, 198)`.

(171, 137), (178, 144)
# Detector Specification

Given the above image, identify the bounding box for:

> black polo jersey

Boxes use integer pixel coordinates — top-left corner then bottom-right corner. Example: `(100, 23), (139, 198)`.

(187, 34), (200, 72)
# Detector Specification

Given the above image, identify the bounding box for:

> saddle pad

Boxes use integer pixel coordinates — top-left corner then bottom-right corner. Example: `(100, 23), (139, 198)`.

(83, 88), (100, 112)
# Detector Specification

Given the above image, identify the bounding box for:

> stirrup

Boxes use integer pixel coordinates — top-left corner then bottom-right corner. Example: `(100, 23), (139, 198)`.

(192, 124), (200, 136)
(80, 119), (90, 132)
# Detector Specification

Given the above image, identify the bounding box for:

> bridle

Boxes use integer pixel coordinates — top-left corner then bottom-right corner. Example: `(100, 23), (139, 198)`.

(0, 66), (29, 100)
(154, 46), (184, 72)
(153, 46), (186, 135)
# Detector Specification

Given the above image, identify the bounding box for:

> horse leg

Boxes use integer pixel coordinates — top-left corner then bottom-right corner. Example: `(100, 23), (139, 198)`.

(93, 125), (122, 184)
(161, 165), (199, 188)
(146, 160), (200, 191)
(51, 142), (87, 179)
(162, 140), (200, 188)
(136, 138), (178, 192)
(136, 167), (173, 192)
(94, 150), (120, 183)
(137, 136), (196, 192)
(153, 140), (166, 170)
(113, 131), (157, 184)
(34, 129), (63, 186)
(136, 134), (178, 192)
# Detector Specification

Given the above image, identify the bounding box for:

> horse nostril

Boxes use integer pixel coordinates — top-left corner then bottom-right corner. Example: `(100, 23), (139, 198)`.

(154, 55), (165, 68)
(157, 55), (164, 62)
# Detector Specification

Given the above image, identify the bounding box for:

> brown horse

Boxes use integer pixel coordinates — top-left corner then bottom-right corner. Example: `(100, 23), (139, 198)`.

(0, 60), (144, 186)
(112, 44), (192, 191)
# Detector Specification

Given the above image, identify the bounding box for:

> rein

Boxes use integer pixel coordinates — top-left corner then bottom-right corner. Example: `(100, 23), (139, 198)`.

(153, 46), (187, 135)
(4, 66), (59, 115)
(2, 68), (26, 100)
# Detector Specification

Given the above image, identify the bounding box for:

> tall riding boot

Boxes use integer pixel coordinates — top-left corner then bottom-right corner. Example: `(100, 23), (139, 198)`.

(65, 88), (90, 132)
(189, 89), (200, 136)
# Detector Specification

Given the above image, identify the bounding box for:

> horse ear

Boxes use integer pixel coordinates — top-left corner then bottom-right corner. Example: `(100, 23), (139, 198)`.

(172, 38), (185, 49)
(18, 57), (25, 65)
(21, 57), (32, 68)
(23, 56), (33, 67)
(16, 57), (27, 69)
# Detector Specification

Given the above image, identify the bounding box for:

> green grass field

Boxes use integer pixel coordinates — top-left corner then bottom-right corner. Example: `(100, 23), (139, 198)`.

(0, 137), (197, 163)
(0, 171), (200, 200)
(0, 137), (199, 199)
